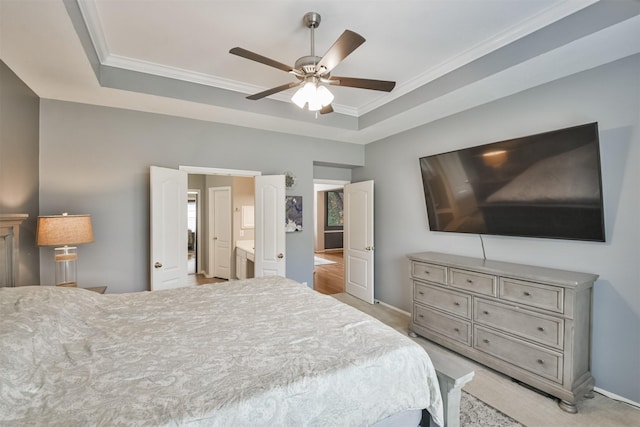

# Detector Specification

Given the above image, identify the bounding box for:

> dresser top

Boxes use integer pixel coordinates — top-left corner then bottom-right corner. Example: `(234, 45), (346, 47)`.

(408, 251), (598, 288)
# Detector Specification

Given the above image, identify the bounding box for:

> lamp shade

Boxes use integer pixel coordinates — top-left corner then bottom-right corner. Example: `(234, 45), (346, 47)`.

(36, 214), (94, 247)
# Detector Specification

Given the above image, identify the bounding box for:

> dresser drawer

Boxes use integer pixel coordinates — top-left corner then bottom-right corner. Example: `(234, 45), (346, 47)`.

(474, 326), (563, 383)
(414, 281), (471, 319)
(500, 278), (564, 313)
(414, 305), (471, 346)
(411, 261), (447, 285)
(450, 268), (497, 297)
(474, 299), (564, 349)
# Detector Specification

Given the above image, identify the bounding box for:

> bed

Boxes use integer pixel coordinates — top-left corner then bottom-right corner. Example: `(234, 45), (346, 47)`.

(0, 276), (443, 426)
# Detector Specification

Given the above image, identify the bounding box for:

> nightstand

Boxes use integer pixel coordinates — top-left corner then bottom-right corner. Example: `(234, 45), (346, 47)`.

(83, 286), (107, 294)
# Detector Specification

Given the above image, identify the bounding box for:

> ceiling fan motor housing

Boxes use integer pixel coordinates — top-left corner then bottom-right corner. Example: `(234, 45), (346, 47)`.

(294, 56), (324, 76)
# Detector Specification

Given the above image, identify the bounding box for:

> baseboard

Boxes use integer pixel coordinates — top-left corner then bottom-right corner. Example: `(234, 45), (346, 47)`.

(594, 387), (640, 408)
(375, 299), (411, 317)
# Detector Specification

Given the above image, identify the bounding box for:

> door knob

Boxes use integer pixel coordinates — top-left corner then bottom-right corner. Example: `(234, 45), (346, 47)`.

(154, 262), (163, 268)
(213, 236), (218, 240)
(365, 246), (375, 251)
(277, 253), (284, 259)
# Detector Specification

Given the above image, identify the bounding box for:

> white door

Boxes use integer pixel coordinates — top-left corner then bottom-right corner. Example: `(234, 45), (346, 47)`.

(255, 175), (285, 276)
(344, 180), (375, 303)
(209, 187), (231, 279)
(150, 166), (188, 290)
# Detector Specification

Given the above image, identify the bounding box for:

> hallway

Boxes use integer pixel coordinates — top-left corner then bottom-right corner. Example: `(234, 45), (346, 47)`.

(313, 250), (344, 295)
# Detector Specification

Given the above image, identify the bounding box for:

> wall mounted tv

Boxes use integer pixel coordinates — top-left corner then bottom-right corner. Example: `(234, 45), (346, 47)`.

(419, 122), (605, 242)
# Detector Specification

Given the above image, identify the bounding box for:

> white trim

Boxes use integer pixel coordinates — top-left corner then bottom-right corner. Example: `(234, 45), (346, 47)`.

(594, 387), (640, 408)
(375, 300), (411, 317)
(76, 0), (595, 118)
(179, 166), (261, 177)
(76, 0), (109, 63)
(357, 0), (600, 115)
(187, 188), (202, 275)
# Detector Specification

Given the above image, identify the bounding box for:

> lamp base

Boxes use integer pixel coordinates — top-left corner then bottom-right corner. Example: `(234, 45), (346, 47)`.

(54, 246), (78, 286)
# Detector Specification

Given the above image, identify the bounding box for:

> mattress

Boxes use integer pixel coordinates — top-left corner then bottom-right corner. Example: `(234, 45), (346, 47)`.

(0, 277), (443, 426)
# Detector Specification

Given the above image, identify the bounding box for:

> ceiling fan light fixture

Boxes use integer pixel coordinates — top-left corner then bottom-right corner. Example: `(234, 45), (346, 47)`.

(291, 81), (334, 111)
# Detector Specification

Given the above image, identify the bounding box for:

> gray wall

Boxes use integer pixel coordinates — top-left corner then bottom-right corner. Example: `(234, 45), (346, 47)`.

(354, 54), (640, 402)
(38, 100), (364, 293)
(0, 60), (39, 286)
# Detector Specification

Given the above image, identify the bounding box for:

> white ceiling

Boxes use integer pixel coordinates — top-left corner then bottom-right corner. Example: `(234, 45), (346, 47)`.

(1, 0), (639, 144)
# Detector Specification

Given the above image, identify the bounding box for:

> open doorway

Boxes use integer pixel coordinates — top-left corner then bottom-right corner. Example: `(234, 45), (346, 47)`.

(185, 173), (257, 286)
(313, 180), (348, 294)
(187, 190), (199, 277)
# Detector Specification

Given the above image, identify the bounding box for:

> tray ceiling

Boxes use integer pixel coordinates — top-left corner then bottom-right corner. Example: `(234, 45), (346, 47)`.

(1, 0), (639, 144)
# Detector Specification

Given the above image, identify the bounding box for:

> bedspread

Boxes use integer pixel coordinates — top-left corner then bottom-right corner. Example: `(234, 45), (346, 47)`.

(0, 277), (443, 426)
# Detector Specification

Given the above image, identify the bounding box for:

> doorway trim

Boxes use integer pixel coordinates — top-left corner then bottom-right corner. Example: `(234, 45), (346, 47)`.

(313, 179), (350, 253)
(187, 189), (202, 275)
(180, 166), (261, 177)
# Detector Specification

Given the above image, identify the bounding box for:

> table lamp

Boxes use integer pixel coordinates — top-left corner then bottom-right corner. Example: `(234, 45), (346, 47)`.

(36, 213), (94, 287)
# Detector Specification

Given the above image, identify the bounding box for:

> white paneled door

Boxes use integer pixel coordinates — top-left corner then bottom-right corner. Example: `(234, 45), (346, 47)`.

(344, 180), (374, 303)
(150, 166), (188, 290)
(209, 186), (231, 279)
(254, 175), (286, 277)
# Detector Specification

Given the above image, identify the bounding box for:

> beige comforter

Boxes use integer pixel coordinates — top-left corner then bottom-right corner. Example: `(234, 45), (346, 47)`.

(0, 277), (443, 426)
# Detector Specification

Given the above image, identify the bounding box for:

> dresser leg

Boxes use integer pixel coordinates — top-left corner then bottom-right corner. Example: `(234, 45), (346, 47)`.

(558, 400), (578, 414)
(584, 390), (595, 399)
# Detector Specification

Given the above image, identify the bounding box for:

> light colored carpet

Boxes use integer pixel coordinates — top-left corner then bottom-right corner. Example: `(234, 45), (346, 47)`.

(314, 256), (336, 266)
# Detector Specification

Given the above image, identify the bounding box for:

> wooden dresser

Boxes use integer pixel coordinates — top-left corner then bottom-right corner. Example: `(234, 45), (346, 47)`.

(408, 251), (598, 413)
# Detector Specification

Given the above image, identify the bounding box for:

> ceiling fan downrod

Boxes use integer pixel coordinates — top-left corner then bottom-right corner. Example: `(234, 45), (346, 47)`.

(303, 12), (321, 59)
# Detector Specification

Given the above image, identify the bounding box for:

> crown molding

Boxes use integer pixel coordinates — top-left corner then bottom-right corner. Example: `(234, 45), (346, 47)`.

(358, 0), (599, 115)
(76, 0), (598, 119)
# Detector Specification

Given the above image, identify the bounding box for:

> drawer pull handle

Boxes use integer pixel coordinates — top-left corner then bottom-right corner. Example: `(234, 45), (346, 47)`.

(537, 359), (544, 365)
(483, 310), (489, 315)
(454, 302), (460, 306)
(466, 279), (473, 284)
(524, 291), (531, 296)
(424, 270), (431, 275)
(483, 339), (489, 344)
(454, 327), (460, 332)
(418, 291), (425, 295)
(418, 314), (424, 318)
(537, 326), (545, 332)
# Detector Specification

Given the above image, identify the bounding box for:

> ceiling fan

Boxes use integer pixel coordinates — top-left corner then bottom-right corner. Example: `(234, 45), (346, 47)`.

(229, 11), (396, 114)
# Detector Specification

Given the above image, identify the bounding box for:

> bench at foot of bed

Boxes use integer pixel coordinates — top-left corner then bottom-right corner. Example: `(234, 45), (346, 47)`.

(409, 331), (475, 427)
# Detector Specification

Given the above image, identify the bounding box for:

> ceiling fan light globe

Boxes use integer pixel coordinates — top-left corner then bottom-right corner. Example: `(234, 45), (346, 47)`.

(291, 87), (308, 108)
(308, 98), (322, 111)
(316, 85), (334, 106)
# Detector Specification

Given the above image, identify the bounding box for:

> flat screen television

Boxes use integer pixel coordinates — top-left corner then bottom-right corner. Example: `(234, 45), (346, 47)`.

(419, 122), (605, 242)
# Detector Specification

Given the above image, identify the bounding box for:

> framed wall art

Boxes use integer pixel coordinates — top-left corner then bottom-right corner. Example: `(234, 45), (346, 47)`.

(285, 196), (303, 232)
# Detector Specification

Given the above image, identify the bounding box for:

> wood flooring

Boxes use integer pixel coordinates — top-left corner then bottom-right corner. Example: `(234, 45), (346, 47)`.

(187, 273), (227, 286)
(313, 250), (344, 295)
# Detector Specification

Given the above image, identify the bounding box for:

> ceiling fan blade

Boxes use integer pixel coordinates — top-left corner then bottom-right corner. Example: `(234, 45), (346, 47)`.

(319, 104), (334, 114)
(328, 76), (396, 92)
(316, 30), (366, 74)
(229, 47), (293, 73)
(246, 82), (300, 100)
